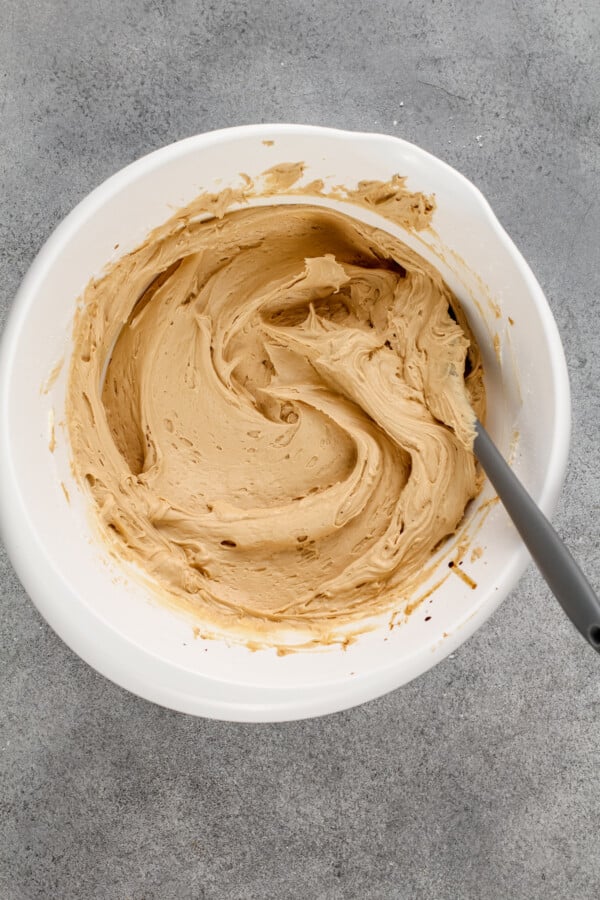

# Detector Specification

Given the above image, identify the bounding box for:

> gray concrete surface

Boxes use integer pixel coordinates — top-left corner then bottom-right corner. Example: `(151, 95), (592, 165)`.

(1, 0), (600, 897)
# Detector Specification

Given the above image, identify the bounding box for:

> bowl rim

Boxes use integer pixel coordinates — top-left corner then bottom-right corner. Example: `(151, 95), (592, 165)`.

(0, 123), (571, 720)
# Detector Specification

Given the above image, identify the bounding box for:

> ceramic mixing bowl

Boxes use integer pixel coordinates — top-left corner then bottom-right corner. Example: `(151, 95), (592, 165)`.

(0, 125), (570, 720)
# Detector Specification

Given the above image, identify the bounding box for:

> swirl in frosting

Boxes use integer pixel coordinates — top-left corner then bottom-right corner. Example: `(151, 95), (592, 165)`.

(67, 201), (485, 641)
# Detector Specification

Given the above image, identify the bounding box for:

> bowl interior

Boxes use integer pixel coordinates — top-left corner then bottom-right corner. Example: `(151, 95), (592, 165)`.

(0, 125), (570, 720)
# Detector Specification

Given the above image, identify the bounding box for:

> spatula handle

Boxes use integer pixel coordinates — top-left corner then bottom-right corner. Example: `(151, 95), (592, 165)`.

(474, 420), (600, 653)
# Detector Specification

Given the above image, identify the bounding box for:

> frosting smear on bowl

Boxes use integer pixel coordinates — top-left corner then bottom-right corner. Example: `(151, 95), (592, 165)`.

(67, 202), (485, 640)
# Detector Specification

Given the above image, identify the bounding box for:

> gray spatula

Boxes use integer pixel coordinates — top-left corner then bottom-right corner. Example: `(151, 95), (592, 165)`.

(474, 420), (600, 653)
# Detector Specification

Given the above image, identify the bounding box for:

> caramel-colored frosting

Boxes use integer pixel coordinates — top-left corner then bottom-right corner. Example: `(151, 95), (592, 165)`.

(67, 199), (484, 641)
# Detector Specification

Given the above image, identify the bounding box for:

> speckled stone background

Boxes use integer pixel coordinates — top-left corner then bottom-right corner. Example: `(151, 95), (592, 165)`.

(1, 1), (600, 898)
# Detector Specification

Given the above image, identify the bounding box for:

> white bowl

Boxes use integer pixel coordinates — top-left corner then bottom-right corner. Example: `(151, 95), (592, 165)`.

(0, 125), (570, 721)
